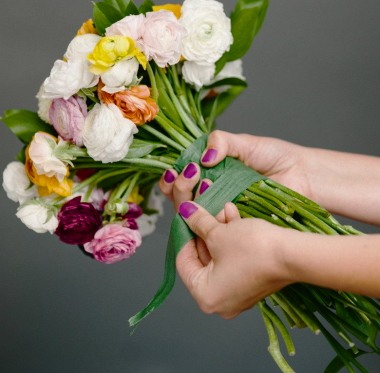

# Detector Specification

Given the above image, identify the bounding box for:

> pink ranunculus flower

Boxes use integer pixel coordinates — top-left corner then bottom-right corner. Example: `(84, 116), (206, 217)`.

(141, 10), (186, 67)
(105, 13), (145, 41)
(84, 224), (142, 264)
(49, 96), (87, 146)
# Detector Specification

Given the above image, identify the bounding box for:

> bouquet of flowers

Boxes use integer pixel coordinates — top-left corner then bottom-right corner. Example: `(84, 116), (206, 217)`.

(2, 0), (380, 372)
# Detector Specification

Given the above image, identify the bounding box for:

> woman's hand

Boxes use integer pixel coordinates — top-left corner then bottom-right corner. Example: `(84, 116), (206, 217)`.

(176, 201), (293, 319)
(159, 130), (315, 207)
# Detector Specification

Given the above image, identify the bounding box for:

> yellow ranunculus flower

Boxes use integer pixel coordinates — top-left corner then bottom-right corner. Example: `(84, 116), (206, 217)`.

(127, 187), (144, 205)
(152, 4), (182, 19)
(25, 143), (73, 197)
(87, 36), (137, 75)
(77, 19), (99, 36)
(134, 49), (147, 70)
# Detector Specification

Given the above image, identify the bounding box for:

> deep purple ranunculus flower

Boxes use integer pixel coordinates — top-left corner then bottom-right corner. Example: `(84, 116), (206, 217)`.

(122, 203), (143, 219)
(123, 219), (139, 230)
(55, 197), (103, 245)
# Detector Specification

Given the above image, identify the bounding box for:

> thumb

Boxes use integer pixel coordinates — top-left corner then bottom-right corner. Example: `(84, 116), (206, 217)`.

(201, 130), (255, 167)
(179, 201), (220, 243)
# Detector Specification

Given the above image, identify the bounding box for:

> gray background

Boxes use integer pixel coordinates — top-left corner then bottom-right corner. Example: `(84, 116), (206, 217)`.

(0, 0), (380, 372)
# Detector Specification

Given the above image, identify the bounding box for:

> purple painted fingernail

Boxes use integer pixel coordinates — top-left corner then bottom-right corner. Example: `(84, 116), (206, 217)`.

(201, 148), (218, 163)
(179, 202), (198, 219)
(199, 181), (210, 195)
(164, 170), (175, 183)
(184, 163), (197, 179)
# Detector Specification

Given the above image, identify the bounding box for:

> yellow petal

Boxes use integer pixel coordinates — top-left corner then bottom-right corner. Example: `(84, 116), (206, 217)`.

(152, 4), (182, 19)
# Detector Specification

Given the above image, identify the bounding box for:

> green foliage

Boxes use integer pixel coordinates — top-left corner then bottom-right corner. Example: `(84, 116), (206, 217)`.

(324, 350), (372, 373)
(125, 138), (166, 158)
(92, 0), (147, 35)
(1, 109), (58, 145)
(217, 0), (269, 73)
(138, 0), (155, 14)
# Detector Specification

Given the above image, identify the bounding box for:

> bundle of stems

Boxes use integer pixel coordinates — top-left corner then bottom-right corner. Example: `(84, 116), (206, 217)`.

(69, 62), (380, 372)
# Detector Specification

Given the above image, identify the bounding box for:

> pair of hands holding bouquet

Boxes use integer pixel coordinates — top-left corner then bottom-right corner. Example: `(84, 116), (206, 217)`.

(2, 0), (380, 371)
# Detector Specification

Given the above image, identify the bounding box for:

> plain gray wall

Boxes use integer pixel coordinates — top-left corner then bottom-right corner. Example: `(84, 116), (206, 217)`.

(1, 0), (380, 372)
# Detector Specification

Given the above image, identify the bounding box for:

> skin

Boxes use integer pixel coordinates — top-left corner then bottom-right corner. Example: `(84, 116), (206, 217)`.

(158, 130), (380, 319)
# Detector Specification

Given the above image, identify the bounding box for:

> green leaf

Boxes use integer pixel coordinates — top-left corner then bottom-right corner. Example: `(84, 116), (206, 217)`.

(125, 139), (166, 158)
(225, 0), (269, 62)
(204, 77), (247, 90)
(139, 0), (155, 14)
(201, 86), (246, 118)
(214, 53), (228, 76)
(15, 145), (27, 163)
(93, 2), (124, 35)
(103, 0), (129, 14)
(1, 109), (58, 145)
(324, 350), (371, 373)
(125, 0), (139, 15)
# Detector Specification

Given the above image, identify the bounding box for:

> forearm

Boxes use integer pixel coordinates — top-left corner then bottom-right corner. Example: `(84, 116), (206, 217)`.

(307, 148), (380, 225)
(283, 230), (380, 298)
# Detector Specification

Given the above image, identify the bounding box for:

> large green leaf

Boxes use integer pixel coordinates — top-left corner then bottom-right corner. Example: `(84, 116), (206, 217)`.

(324, 350), (371, 373)
(139, 0), (155, 14)
(1, 109), (58, 145)
(93, 2), (125, 35)
(125, 139), (166, 158)
(125, 0), (139, 15)
(204, 77), (247, 90)
(103, 0), (130, 14)
(226, 0), (269, 62)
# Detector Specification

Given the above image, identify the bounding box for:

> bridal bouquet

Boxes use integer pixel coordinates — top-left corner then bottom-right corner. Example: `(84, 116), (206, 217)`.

(2, 0), (380, 372)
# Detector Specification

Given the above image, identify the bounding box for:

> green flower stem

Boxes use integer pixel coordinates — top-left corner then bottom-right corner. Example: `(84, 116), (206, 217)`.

(258, 301), (296, 356)
(155, 112), (193, 148)
(141, 124), (185, 152)
(259, 307), (296, 373)
(156, 112), (195, 142)
(157, 66), (203, 138)
(279, 288), (321, 335)
(120, 157), (172, 171)
(248, 183), (294, 214)
(237, 197), (272, 215)
(268, 188), (338, 235)
(264, 179), (322, 209)
(237, 203), (291, 229)
(147, 63), (159, 102)
(301, 218), (327, 234)
(270, 293), (307, 329)
(241, 190), (312, 232)
(144, 155), (177, 165)
(258, 180), (330, 218)
(186, 84), (208, 133)
(121, 172), (141, 202)
(56, 148), (90, 158)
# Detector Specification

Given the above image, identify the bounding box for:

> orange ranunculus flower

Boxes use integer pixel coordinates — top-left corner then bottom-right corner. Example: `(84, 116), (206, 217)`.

(98, 81), (159, 126)
(25, 144), (73, 197)
(152, 4), (182, 19)
(77, 19), (99, 36)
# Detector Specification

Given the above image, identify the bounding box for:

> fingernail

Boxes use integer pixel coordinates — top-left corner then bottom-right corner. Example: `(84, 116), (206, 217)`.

(199, 181), (210, 195)
(179, 202), (198, 219)
(164, 169), (175, 183)
(184, 163), (197, 179)
(201, 148), (218, 163)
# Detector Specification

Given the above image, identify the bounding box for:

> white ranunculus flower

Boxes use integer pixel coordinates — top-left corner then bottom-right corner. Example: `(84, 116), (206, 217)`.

(3, 161), (38, 204)
(136, 188), (165, 237)
(64, 34), (102, 61)
(16, 203), (58, 234)
(180, 0), (233, 65)
(83, 104), (138, 163)
(105, 14), (145, 41)
(182, 61), (215, 90)
(42, 59), (99, 100)
(181, 0), (222, 12)
(36, 84), (53, 124)
(100, 58), (139, 94)
(29, 132), (68, 182)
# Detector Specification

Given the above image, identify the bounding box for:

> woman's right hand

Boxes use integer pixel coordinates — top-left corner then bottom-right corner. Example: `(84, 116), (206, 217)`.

(199, 130), (315, 199)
